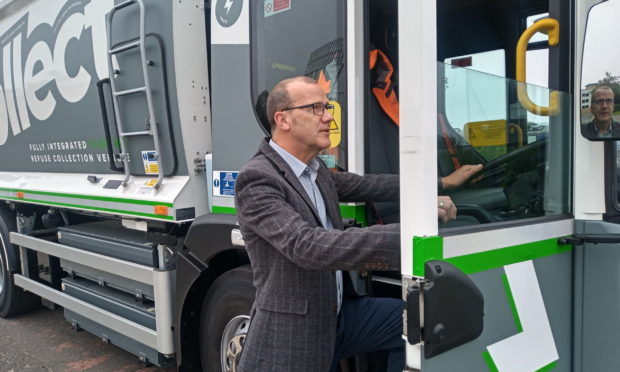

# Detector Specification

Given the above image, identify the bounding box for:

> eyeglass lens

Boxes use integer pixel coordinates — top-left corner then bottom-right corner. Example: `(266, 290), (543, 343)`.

(594, 98), (614, 105)
(313, 103), (334, 116)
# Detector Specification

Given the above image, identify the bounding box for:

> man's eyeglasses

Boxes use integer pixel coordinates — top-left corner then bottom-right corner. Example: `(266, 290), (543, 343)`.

(593, 98), (614, 105)
(281, 102), (335, 116)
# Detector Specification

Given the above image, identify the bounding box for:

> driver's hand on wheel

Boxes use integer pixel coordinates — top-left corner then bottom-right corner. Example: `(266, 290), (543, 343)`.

(441, 164), (483, 189)
(438, 196), (457, 223)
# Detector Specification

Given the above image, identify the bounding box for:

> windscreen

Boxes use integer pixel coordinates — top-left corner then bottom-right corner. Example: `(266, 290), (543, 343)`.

(251, 0), (347, 170)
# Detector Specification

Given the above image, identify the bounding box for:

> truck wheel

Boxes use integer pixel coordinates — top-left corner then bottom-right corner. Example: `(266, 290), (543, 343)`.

(0, 208), (39, 318)
(200, 265), (255, 372)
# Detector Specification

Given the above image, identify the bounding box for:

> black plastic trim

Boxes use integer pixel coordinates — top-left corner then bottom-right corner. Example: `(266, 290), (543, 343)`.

(0, 206), (18, 272)
(422, 260), (484, 358)
(406, 285), (421, 345)
(560, 234), (620, 245)
(183, 213), (239, 259)
(96, 78), (124, 172)
(175, 214), (248, 370)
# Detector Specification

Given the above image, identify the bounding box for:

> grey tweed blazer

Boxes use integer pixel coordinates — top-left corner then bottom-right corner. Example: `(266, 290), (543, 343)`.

(235, 138), (400, 371)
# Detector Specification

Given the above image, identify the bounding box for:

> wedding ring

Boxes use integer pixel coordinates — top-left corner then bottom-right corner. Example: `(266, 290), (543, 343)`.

(438, 201), (445, 208)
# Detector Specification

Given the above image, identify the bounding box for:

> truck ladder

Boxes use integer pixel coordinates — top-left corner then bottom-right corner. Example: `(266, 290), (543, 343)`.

(106, 0), (164, 190)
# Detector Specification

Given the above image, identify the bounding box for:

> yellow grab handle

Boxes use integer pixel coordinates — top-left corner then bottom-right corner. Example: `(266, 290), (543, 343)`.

(516, 18), (560, 116)
(508, 123), (524, 148)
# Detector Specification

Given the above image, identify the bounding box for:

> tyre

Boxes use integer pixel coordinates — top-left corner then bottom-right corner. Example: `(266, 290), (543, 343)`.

(200, 265), (255, 372)
(0, 207), (39, 318)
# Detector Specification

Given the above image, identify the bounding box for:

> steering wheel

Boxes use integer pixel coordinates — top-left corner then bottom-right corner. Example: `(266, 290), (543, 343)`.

(454, 203), (497, 224)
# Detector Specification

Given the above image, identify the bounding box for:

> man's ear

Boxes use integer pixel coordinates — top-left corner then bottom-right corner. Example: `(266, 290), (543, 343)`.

(274, 111), (291, 131)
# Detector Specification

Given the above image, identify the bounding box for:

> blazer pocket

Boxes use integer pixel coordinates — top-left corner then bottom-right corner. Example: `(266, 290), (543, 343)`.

(256, 293), (308, 315)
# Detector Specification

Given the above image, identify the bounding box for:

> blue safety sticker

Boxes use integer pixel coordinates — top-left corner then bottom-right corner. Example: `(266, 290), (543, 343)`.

(213, 171), (238, 197)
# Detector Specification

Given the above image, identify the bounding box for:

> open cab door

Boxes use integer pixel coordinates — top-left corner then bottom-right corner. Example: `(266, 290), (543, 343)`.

(398, 0), (575, 370)
(574, 0), (620, 370)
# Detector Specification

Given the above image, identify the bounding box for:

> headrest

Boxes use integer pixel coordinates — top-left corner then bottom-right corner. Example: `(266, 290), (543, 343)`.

(255, 90), (271, 136)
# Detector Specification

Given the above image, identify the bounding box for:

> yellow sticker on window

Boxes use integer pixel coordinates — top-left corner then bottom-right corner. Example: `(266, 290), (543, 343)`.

(329, 100), (342, 148)
(464, 120), (507, 147)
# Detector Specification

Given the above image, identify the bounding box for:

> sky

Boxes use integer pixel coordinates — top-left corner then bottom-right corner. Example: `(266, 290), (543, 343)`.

(581, 1), (620, 88)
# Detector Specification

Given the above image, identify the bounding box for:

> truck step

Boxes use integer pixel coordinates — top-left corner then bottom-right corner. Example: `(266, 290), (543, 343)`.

(60, 259), (155, 300)
(120, 130), (151, 137)
(114, 86), (147, 96)
(62, 277), (156, 330)
(64, 309), (168, 366)
(109, 40), (141, 55)
(57, 220), (160, 267)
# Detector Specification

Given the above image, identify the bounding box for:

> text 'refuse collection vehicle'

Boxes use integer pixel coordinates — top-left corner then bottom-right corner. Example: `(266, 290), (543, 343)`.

(0, 0), (619, 371)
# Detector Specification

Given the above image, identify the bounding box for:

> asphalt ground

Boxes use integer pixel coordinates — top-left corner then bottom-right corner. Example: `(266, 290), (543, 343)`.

(0, 306), (176, 372)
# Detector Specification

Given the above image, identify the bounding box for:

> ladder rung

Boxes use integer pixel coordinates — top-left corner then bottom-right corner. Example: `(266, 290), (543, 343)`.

(115, 0), (136, 11)
(120, 130), (151, 137)
(114, 87), (146, 97)
(109, 40), (141, 55)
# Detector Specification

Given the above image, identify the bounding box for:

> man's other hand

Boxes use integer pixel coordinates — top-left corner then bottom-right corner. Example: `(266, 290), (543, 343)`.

(441, 164), (483, 190)
(438, 196), (457, 223)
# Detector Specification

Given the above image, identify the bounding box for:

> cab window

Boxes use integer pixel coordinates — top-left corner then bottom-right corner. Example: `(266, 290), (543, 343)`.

(250, 0), (347, 170)
(437, 1), (571, 227)
(365, 0), (572, 228)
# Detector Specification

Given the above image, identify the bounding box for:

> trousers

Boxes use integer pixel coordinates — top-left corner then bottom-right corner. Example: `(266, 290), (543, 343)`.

(329, 296), (405, 372)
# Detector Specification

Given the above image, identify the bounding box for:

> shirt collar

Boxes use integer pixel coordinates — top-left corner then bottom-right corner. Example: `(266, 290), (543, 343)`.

(594, 121), (613, 137)
(269, 139), (320, 178)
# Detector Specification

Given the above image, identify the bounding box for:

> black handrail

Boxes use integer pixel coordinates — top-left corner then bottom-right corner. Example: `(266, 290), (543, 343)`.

(96, 78), (124, 172)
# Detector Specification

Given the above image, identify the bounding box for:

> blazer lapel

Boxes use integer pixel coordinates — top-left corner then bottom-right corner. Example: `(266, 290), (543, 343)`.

(257, 139), (323, 226)
(316, 162), (343, 230)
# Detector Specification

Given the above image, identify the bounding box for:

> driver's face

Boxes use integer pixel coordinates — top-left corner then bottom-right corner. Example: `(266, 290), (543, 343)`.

(283, 82), (333, 154)
(591, 88), (615, 124)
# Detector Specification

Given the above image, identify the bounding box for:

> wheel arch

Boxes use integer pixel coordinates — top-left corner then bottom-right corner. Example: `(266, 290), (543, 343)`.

(175, 213), (250, 371)
(0, 204), (19, 273)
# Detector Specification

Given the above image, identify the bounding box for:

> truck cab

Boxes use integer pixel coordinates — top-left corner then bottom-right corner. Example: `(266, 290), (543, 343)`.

(0, 0), (619, 371)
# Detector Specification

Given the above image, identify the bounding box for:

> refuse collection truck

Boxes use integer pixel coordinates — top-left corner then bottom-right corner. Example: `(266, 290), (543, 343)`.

(1, 0), (619, 371)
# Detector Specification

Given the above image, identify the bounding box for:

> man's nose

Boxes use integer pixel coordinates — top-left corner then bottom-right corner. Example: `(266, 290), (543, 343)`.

(323, 110), (334, 123)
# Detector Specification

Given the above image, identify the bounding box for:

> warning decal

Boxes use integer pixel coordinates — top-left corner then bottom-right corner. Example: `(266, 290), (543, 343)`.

(213, 171), (239, 197)
(142, 151), (159, 175)
(329, 100), (342, 148)
(264, 0), (291, 17)
(464, 120), (507, 147)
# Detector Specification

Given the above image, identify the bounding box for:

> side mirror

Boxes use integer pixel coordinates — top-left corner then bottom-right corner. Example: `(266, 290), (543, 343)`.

(580, 0), (620, 141)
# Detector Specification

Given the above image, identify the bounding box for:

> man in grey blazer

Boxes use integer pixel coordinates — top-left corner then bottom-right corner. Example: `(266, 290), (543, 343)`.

(581, 85), (620, 139)
(235, 76), (456, 371)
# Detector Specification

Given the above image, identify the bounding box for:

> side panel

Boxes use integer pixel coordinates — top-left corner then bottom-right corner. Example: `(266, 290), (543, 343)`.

(0, 0), (212, 220)
(211, 45), (263, 170)
(0, 0), (188, 175)
(210, 0), (274, 211)
(421, 252), (572, 372)
(575, 220), (620, 371)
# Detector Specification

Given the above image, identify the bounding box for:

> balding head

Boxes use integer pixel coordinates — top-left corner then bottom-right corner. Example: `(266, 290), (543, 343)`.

(592, 85), (614, 99)
(266, 76), (317, 131)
